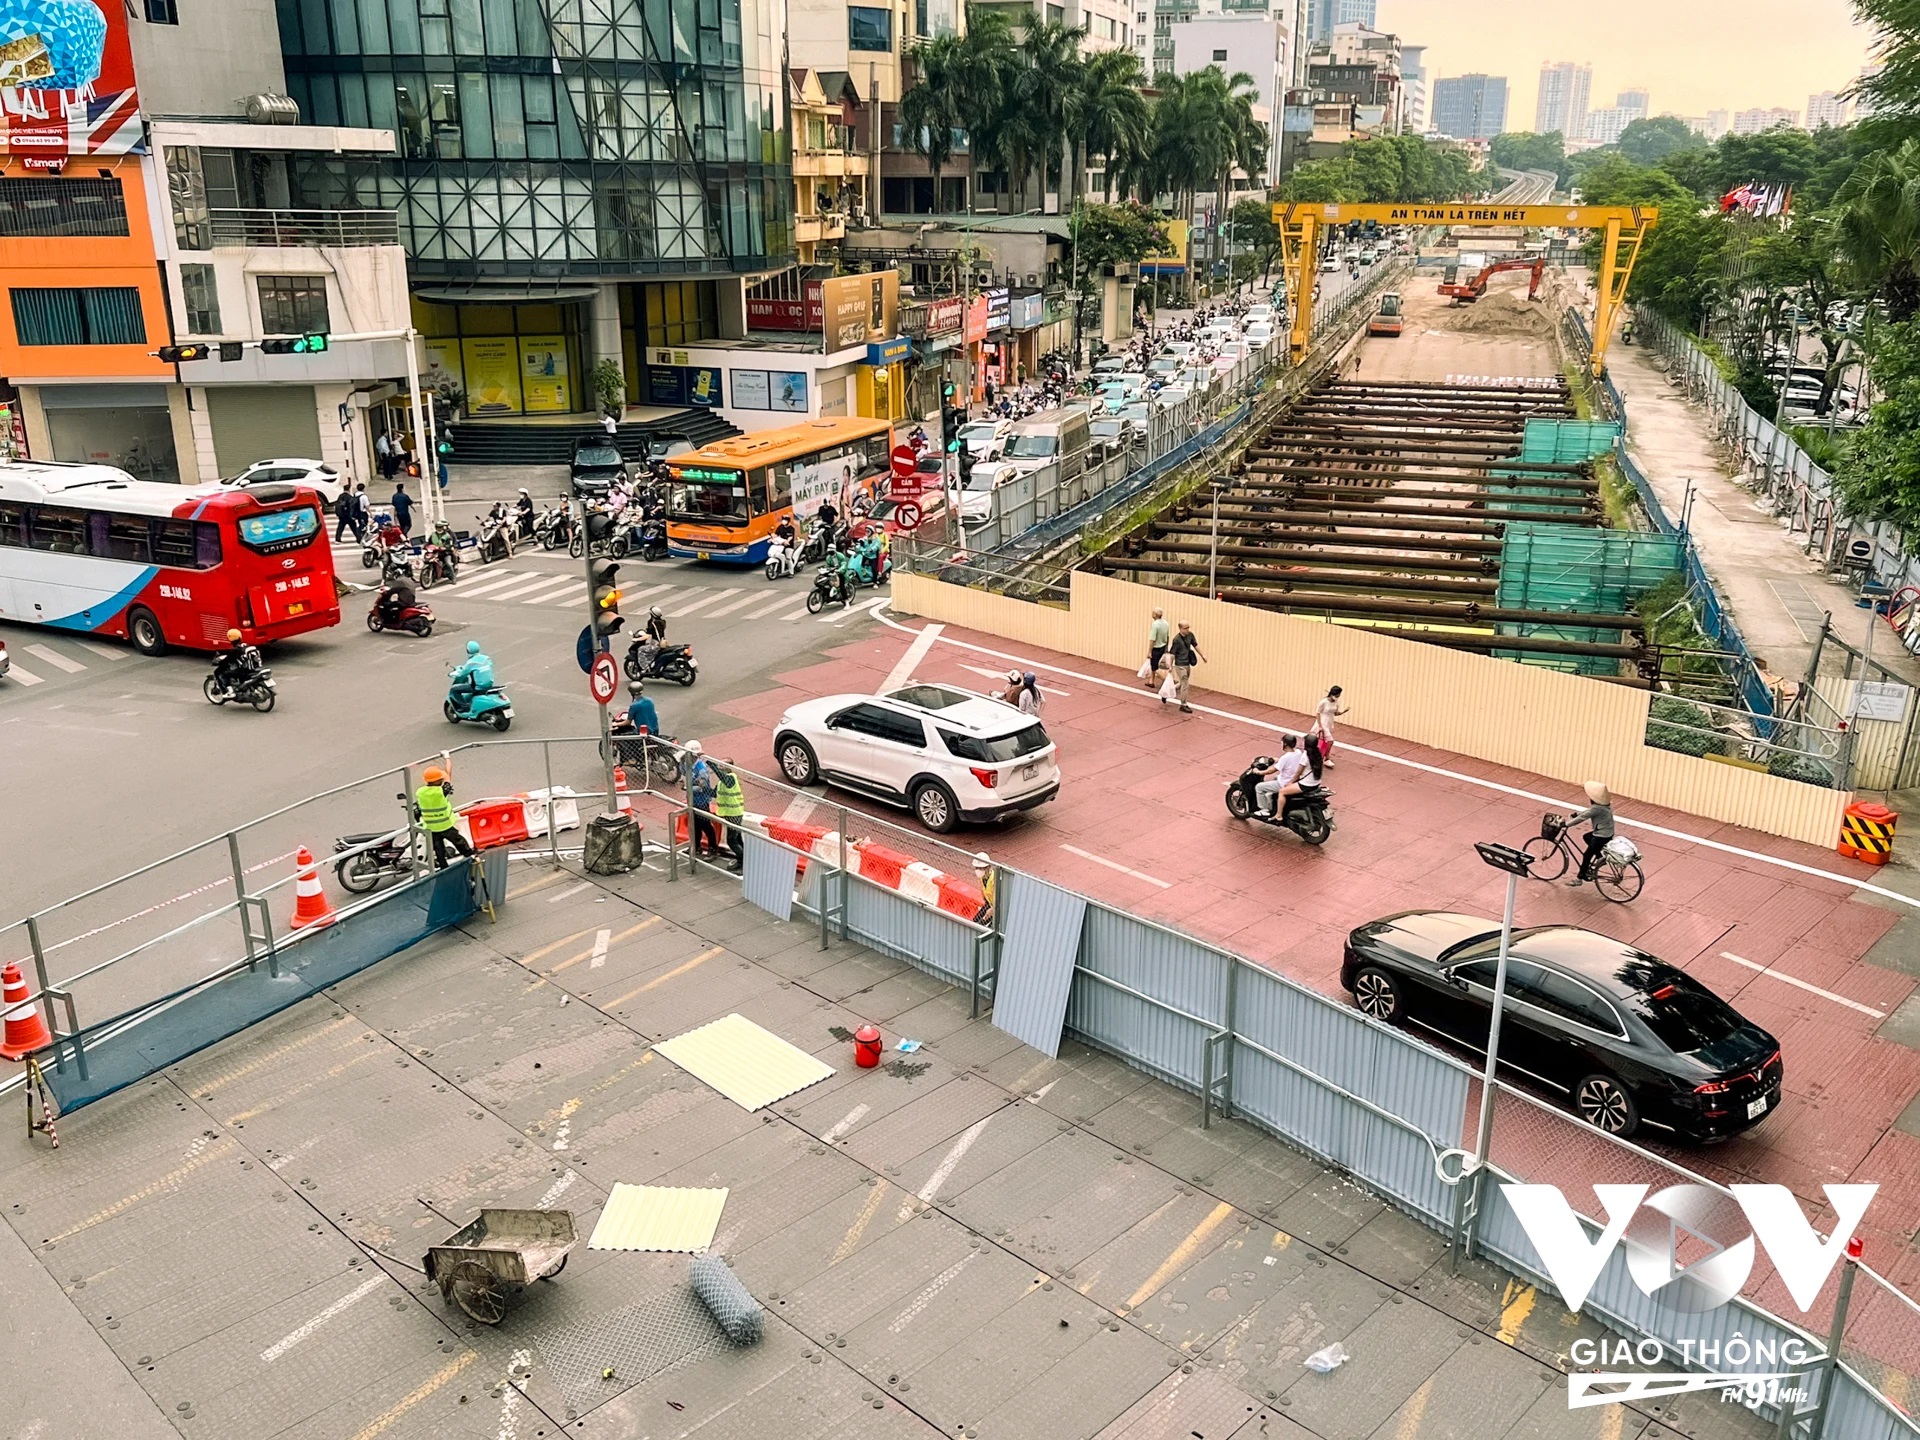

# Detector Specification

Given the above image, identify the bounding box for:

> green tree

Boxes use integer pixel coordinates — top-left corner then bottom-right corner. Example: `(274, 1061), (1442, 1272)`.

(1073, 199), (1169, 276)
(1277, 158), (1356, 202)
(1146, 67), (1267, 293)
(1617, 116), (1705, 165)
(1831, 320), (1920, 533)
(999, 18), (1085, 204)
(1489, 131), (1569, 187)
(1625, 207), (1729, 329)
(1344, 137), (1405, 201)
(1835, 137), (1920, 320)
(1229, 197), (1281, 278)
(1853, 0), (1920, 144)
(1571, 153), (1695, 209)
(1074, 48), (1152, 203)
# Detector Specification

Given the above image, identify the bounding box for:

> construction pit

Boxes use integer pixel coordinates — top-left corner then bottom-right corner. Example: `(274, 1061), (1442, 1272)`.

(1088, 272), (1683, 679)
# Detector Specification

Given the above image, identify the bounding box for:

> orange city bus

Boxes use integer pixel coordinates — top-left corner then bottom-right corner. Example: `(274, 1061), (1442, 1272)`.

(665, 416), (893, 565)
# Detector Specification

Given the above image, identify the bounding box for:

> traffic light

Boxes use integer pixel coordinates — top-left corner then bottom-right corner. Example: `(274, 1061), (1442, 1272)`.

(956, 445), (975, 489)
(156, 343), (213, 362)
(259, 332), (329, 355)
(589, 557), (623, 641)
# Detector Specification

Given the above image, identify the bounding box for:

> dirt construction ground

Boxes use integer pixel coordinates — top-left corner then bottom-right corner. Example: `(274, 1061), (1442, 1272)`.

(1350, 270), (1568, 383)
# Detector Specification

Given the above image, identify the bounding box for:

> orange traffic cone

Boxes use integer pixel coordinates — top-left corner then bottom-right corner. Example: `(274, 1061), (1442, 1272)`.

(613, 766), (633, 816)
(288, 847), (336, 931)
(0, 961), (52, 1060)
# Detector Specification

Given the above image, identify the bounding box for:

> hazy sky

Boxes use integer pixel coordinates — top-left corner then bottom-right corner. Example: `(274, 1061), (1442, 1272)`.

(1377, 0), (1876, 126)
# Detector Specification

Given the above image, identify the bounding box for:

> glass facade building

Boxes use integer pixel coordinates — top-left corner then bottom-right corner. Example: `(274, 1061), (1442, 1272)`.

(275, 0), (793, 277)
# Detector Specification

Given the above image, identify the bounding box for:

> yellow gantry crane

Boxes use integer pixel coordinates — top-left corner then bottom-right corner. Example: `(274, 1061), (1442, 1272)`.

(1271, 201), (1658, 377)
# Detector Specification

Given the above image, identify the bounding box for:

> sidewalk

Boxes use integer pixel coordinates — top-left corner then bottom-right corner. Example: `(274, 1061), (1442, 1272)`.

(1610, 344), (1920, 690)
(0, 858), (1771, 1440)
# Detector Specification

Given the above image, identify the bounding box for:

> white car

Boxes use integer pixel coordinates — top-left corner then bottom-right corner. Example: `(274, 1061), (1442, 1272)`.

(1243, 326), (1274, 349)
(1320, 256), (1342, 273)
(209, 458), (344, 508)
(773, 683), (1060, 832)
(956, 419), (1009, 459)
(1154, 385), (1193, 409)
(1243, 304), (1274, 326)
(1158, 341), (1197, 360)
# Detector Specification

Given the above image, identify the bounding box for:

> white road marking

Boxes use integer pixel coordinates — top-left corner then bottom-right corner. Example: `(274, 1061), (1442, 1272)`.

(266, 1135), (323, 1171)
(880, 623), (944, 692)
(1060, 843), (1171, 888)
(535, 1170), (578, 1208)
(589, 927), (611, 968)
(74, 641), (127, 661)
(1025, 1080), (1057, 1104)
(518, 577), (584, 604)
(547, 881), (593, 904)
(617, 583), (676, 607)
(743, 591), (803, 620)
(888, 1251), (977, 1333)
(552, 1118), (570, 1152)
(823, 1102), (870, 1143)
(704, 591), (768, 619)
(915, 1114), (992, 1204)
(818, 595), (887, 625)
(498, 1347), (531, 1440)
(260, 1275), (387, 1362)
(4, 662), (44, 686)
(1719, 952), (1886, 1019)
(487, 574), (579, 602)
(872, 608), (1920, 917)
(664, 588), (741, 618)
(25, 643), (84, 673)
(450, 572), (540, 598)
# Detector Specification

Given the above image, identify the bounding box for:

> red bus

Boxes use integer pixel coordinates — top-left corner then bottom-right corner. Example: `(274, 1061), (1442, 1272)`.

(0, 462), (340, 653)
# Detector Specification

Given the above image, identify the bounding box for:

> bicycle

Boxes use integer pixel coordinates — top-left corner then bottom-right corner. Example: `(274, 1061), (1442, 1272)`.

(1521, 814), (1644, 902)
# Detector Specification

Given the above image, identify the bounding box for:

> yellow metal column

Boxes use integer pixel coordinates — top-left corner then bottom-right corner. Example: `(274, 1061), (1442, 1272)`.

(1590, 214), (1647, 380)
(1281, 210), (1320, 367)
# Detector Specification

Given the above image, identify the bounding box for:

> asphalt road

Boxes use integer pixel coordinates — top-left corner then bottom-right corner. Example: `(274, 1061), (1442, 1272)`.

(0, 538), (890, 913)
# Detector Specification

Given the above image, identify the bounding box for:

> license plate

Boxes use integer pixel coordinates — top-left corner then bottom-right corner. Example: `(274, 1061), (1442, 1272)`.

(287, 602), (306, 616)
(1747, 1094), (1770, 1119)
(500, 707), (514, 718)
(697, 551), (710, 560)
(1020, 762), (1039, 780)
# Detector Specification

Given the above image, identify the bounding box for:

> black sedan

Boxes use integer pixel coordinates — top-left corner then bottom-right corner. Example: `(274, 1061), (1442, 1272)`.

(1341, 912), (1781, 1142)
(570, 435), (627, 495)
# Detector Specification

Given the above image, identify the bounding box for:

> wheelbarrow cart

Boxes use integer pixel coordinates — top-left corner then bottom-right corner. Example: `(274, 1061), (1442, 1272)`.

(422, 1207), (576, 1324)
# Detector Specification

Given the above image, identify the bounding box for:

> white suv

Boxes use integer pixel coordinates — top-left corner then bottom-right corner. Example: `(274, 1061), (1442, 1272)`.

(773, 683), (1060, 832)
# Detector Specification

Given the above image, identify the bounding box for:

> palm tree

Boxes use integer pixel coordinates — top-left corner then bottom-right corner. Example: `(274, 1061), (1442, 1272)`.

(1007, 19), (1086, 207)
(1074, 48), (1151, 203)
(897, 16), (1015, 213)
(1147, 68), (1266, 298)
(1835, 138), (1920, 321)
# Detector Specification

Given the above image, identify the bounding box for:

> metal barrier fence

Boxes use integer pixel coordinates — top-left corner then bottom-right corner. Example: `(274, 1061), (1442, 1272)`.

(1564, 309), (1782, 722)
(7, 734), (1918, 1435)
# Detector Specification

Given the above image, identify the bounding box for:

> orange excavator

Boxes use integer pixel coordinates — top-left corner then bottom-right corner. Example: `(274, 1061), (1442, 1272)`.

(1438, 257), (1546, 305)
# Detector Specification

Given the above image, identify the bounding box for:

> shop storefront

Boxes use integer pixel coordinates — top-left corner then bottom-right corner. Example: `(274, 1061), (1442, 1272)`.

(414, 295), (592, 418)
(856, 336), (911, 421)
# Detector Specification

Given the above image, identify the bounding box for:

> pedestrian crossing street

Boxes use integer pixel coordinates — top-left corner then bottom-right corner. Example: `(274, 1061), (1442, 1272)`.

(335, 543), (889, 627)
(0, 634), (131, 688)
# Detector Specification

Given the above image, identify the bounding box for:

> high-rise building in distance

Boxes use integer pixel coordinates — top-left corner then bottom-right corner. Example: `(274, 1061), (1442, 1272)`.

(1400, 43), (1428, 133)
(1535, 61), (1591, 138)
(1732, 106), (1800, 135)
(1432, 73), (1509, 141)
(1806, 91), (1851, 128)
(1306, 0), (1373, 45)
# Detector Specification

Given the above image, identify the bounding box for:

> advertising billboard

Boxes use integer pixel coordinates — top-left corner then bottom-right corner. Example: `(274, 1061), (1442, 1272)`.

(821, 271), (899, 352)
(0, 0), (142, 156)
(519, 335), (570, 412)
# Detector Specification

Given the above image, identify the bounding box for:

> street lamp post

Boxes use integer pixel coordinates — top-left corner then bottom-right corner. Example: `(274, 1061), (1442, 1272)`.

(1451, 839), (1534, 1265)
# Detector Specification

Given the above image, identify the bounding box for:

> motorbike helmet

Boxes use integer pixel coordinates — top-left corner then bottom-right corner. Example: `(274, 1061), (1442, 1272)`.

(518, 487), (529, 496)
(225, 627), (243, 643)
(628, 678), (645, 695)
(465, 640), (481, 656)
(649, 605), (663, 620)
(683, 740), (703, 757)
(1006, 669), (1021, 684)
(423, 766), (446, 784)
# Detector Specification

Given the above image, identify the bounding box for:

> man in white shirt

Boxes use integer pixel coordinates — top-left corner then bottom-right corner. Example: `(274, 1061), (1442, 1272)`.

(1255, 735), (1311, 816)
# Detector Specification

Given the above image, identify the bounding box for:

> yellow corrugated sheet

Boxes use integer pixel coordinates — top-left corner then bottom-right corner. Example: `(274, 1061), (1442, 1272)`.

(587, 1183), (728, 1252)
(653, 1012), (835, 1111)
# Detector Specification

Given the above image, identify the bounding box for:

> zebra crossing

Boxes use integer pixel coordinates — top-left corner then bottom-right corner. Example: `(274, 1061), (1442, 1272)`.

(1, 632), (131, 689)
(417, 561), (886, 625)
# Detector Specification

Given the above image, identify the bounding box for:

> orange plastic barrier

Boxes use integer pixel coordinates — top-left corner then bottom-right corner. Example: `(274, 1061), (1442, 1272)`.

(463, 799), (531, 850)
(934, 873), (987, 921)
(1839, 801), (1898, 865)
(851, 841), (913, 890)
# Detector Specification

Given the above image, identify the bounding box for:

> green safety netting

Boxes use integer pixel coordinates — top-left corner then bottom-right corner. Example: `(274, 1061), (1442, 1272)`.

(1494, 522), (1681, 675)
(1518, 418), (1621, 463)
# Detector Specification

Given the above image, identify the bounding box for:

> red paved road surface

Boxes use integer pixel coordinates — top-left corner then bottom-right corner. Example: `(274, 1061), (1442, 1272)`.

(701, 612), (1920, 1285)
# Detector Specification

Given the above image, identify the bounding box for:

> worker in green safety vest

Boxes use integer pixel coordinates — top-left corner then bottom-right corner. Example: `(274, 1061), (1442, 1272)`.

(415, 766), (473, 869)
(711, 760), (746, 871)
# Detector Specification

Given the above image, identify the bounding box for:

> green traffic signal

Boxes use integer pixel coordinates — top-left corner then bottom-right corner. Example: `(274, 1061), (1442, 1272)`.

(947, 440), (960, 453)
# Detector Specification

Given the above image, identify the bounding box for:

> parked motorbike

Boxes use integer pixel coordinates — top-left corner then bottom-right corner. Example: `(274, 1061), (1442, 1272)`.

(333, 830), (415, 893)
(445, 668), (514, 731)
(601, 715), (689, 784)
(366, 586), (435, 637)
(621, 638), (698, 686)
(1223, 756), (1334, 845)
(205, 662), (277, 713)
(805, 562), (854, 614)
(764, 532), (803, 579)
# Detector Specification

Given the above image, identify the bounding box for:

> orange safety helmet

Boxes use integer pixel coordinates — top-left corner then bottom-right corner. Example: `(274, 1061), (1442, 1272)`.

(423, 766), (447, 784)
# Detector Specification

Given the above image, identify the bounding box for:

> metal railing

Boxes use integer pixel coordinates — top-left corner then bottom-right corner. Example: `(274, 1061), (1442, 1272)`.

(7, 734), (1919, 1437)
(207, 207), (401, 248)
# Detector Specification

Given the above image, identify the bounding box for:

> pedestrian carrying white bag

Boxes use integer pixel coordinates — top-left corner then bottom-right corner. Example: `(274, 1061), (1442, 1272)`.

(1136, 659), (1154, 680)
(1157, 672), (1179, 703)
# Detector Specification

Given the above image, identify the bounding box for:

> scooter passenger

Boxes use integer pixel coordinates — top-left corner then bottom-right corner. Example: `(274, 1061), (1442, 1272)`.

(1256, 735), (1310, 816)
